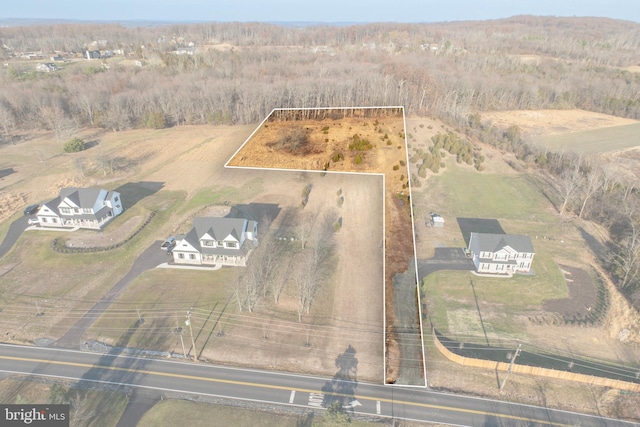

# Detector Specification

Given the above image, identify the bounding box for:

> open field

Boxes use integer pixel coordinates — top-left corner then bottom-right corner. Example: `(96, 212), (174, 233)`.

(227, 107), (418, 384)
(2, 114), (640, 422)
(0, 121), (386, 381)
(533, 123), (640, 154)
(479, 109), (639, 137)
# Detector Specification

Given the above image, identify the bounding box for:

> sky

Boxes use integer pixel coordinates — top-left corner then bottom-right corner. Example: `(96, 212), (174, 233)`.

(2, 0), (639, 24)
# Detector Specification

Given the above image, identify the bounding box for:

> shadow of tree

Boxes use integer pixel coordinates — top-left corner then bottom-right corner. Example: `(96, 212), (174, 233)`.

(321, 345), (358, 409)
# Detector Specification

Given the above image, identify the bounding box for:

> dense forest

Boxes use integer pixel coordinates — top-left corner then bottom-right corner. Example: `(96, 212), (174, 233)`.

(1, 16), (640, 138)
(1, 17), (640, 302)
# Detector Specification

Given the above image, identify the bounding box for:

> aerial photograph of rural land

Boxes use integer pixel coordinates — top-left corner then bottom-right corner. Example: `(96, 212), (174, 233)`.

(1, 1), (640, 426)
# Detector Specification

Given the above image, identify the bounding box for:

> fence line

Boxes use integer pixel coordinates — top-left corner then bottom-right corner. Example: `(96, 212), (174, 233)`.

(432, 328), (640, 392)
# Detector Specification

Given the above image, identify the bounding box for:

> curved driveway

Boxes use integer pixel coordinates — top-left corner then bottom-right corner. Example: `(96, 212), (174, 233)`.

(54, 240), (167, 348)
(0, 215), (27, 258)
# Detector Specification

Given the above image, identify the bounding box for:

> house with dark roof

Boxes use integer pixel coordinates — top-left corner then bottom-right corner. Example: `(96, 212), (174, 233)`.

(172, 217), (258, 267)
(35, 188), (123, 230)
(468, 232), (535, 275)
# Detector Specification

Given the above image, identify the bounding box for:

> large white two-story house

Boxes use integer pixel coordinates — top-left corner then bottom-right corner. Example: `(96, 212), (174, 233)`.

(468, 232), (535, 275)
(172, 217), (258, 267)
(35, 188), (123, 230)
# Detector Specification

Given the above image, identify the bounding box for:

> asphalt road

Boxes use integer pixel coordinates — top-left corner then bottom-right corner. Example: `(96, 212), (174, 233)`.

(0, 343), (637, 427)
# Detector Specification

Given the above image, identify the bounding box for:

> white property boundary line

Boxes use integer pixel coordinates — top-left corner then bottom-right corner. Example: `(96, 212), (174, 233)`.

(224, 106), (426, 388)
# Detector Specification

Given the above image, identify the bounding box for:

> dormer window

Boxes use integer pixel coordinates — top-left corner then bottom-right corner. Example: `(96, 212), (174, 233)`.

(201, 240), (214, 247)
(226, 242), (237, 248)
(60, 207), (71, 214)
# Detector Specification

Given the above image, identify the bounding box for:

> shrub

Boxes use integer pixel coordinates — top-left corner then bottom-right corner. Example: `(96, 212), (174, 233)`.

(331, 152), (344, 162)
(63, 137), (85, 153)
(349, 134), (373, 151)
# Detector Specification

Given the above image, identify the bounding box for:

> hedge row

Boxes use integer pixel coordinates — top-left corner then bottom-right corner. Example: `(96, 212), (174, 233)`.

(51, 211), (156, 254)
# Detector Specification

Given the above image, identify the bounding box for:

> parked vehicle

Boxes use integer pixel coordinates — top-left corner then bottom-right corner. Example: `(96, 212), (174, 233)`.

(161, 237), (176, 250)
(24, 204), (39, 216)
(27, 217), (39, 225)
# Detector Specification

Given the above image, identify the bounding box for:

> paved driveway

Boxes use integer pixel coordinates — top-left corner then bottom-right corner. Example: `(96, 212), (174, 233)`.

(0, 216), (28, 259)
(417, 247), (475, 279)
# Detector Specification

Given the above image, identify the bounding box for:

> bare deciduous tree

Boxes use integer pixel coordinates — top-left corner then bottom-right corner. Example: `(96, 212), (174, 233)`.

(558, 165), (583, 216)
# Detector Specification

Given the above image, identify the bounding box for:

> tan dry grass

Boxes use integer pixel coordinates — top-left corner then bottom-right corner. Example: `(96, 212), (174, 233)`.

(480, 109), (639, 136)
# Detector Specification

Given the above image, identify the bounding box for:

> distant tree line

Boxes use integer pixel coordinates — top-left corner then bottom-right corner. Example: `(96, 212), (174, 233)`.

(2, 17), (640, 142)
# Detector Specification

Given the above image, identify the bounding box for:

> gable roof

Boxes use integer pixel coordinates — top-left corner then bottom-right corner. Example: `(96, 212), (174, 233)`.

(470, 232), (534, 254)
(193, 217), (249, 242)
(59, 188), (104, 209)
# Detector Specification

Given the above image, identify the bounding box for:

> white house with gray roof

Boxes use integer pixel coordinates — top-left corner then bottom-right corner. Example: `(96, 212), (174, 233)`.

(468, 232), (535, 275)
(172, 217), (258, 267)
(35, 188), (123, 230)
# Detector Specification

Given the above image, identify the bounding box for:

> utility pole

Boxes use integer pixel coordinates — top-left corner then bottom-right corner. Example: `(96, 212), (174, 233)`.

(186, 308), (198, 362)
(500, 343), (521, 392)
(176, 319), (187, 359)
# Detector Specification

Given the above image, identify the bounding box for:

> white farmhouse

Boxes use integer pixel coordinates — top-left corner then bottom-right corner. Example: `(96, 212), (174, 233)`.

(35, 188), (123, 230)
(173, 217), (258, 267)
(468, 232), (535, 275)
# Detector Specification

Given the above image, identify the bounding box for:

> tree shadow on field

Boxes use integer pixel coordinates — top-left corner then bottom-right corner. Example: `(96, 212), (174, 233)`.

(321, 345), (359, 409)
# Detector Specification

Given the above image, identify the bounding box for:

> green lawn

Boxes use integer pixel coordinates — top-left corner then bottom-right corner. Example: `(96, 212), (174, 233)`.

(416, 162), (574, 342)
(425, 165), (553, 221)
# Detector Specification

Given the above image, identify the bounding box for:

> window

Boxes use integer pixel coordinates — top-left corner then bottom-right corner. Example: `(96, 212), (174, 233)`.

(202, 240), (214, 247)
(217, 241), (224, 247)
(226, 242), (237, 248)
(189, 254), (196, 260)
(178, 253), (184, 259)
(83, 208), (92, 214)
(60, 208), (70, 214)
(114, 196), (119, 202)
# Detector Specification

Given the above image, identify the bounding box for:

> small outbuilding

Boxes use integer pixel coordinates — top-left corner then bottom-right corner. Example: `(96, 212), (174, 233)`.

(430, 213), (445, 228)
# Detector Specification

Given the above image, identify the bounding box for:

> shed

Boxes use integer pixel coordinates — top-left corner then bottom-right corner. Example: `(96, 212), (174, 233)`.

(430, 213), (444, 227)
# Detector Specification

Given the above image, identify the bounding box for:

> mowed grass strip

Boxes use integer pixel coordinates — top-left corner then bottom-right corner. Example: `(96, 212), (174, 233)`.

(534, 122), (640, 153)
(137, 399), (380, 427)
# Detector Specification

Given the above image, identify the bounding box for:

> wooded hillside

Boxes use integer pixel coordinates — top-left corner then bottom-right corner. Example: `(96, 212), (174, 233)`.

(1, 16), (640, 139)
